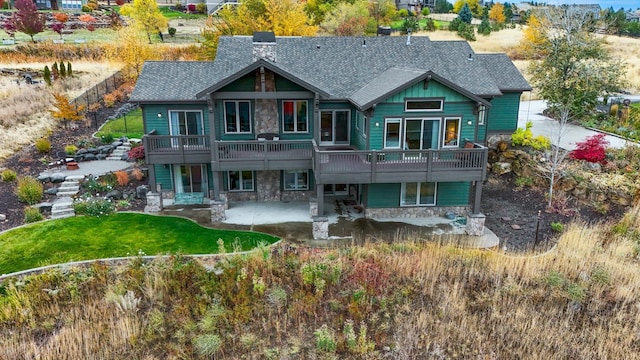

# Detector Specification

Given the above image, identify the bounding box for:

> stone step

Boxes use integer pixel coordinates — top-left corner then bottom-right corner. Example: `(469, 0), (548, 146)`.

(59, 181), (79, 188)
(56, 190), (79, 197)
(51, 208), (75, 219)
(65, 175), (85, 181)
(52, 197), (74, 207)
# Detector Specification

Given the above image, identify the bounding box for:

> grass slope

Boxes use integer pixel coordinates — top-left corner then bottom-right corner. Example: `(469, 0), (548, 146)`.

(96, 108), (144, 139)
(0, 213), (278, 274)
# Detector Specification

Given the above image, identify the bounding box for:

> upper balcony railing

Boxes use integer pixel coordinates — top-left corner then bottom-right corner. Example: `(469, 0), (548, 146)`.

(312, 142), (487, 184)
(213, 140), (314, 171)
(143, 134), (211, 164)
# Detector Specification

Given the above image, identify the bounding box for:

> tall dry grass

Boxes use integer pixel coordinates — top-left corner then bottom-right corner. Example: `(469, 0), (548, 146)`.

(0, 62), (118, 159)
(1, 206), (639, 359)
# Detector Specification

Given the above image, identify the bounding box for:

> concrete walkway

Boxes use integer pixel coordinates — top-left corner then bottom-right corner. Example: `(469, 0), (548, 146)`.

(41, 159), (133, 178)
(518, 100), (635, 150)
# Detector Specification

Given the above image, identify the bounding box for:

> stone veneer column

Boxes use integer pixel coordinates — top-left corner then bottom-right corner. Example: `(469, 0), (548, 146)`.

(309, 197), (318, 217)
(466, 213), (486, 236)
(210, 200), (226, 222)
(312, 216), (329, 240)
(254, 69), (279, 134)
(144, 192), (162, 213)
(256, 171), (281, 201)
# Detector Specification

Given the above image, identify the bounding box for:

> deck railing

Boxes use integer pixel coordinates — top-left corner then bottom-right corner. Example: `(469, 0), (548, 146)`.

(145, 135), (211, 153)
(216, 140), (313, 160)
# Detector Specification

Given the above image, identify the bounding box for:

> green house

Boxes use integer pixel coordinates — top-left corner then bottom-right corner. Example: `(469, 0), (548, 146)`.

(131, 32), (530, 221)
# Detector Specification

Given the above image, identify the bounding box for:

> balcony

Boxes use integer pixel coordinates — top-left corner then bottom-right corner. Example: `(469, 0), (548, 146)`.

(144, 134), (211, 164)
(213, 140), (314, 171)
(313, 143), (488, 184)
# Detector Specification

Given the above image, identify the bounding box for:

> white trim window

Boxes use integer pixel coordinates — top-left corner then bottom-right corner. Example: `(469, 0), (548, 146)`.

(356, 113), (367, 138)
(401, 182), (436, 206)
(405, 99), (443, 112)
(282, 100), (308, 133)
(283, 170), (309, 190)
(384, 118), (401, 149)
(228, 171), (254, 191)
(169, 110), (204, 147)
(224, 101), (251, 134)
(477, 105), (486, 126)
(443, 117), (461, 147)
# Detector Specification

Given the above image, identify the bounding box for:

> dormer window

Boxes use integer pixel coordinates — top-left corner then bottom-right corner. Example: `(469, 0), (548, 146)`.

(405, 98), (443, 112)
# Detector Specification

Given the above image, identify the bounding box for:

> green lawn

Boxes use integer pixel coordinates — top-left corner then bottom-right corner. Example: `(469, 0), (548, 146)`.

(96, 108), (144, 139)
(0, 213), (279, 275)
(390, 18), (448, 30)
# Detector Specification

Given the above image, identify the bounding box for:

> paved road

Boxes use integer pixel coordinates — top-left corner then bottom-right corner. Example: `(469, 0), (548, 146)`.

(517, 100), (634, 150)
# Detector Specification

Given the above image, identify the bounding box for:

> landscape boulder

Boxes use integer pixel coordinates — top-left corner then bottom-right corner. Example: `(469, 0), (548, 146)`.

(105, 190), (122, 200)
(83, 153), (97, 161)
(492, 162), (512, 175)
(136, 185), (150, 199)
(45, 187), (59, 195)
(50, 173), (67, 183)
(96, 153), (108, 160)
(37, 174), (51, 183)
(0, 214), (6, 221)
(34, 202), (53, 212)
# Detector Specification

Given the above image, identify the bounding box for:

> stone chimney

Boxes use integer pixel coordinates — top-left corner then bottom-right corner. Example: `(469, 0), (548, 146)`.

(252, 31), (276, 62)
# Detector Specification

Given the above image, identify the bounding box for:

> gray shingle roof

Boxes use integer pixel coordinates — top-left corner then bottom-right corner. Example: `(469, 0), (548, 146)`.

(131, 35), (531, 107)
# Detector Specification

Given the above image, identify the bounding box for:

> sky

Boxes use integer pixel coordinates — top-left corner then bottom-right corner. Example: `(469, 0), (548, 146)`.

(543, 1), (639, 10)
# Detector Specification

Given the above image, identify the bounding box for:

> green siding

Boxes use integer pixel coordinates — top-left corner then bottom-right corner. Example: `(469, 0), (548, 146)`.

(436, 182), (471, 206)
(487, 92), (522, 133)
(275, 75), (306, 91)
(219, 73), (255, 92)
(366, 183), (400, 208)
(154, 164), (173, 190)
(366, 181), (472, 208)
(143, 104), (209, 136)
(386, 79), (469, 103)
(352, 111), (367, 150)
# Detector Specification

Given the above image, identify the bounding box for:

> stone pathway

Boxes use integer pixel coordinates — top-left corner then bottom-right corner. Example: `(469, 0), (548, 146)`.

(106, 140), (131, 161)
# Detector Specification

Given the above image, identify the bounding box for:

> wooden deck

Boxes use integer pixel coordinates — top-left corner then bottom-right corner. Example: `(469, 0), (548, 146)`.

(144, 135), (487, 183)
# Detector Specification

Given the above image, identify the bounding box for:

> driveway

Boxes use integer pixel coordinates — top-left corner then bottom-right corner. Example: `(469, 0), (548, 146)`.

(517, 100), (634, 150)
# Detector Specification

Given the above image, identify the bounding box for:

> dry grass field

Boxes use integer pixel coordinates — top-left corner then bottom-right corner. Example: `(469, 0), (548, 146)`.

(0, 62), (117, 160)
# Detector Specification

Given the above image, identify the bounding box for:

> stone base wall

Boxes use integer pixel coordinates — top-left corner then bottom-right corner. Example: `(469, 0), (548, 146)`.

(487, 134), (511, 148)
(312, 216), (329, 240)
(257, 171), (281, 201)
(466, 212), (486, 236)
(161, 190), (175, 200)
(227, 191), (258, 202)
(364, 206), (469, 219)
(144, 192), (162, 213)
(281, 190), (313, 202)
(210, 200), (226, 222)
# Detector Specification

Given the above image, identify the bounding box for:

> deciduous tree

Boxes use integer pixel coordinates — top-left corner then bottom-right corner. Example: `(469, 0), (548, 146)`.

(106, 25), (159, 81)
(321, 1), (369, 36)
(488, 2), (506, 27)
(518, 14), (549, 59)
(527, 7), (625, 119)
(50, 92), (85, 129)
(368, 0), (396, 27)
(120, 0), (168, 43)
(9, 0), (46, 43)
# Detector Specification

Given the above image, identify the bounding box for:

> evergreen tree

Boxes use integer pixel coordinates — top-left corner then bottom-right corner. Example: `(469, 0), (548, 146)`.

(52, 62), (59, 80)
(478, 17), (492, 35)
(434, 0), (452, 13)
(67, 62), (72, 77)
(458, 3), (473, 24)
(59, 61), (66, 78)
(43, 65), (51, 86)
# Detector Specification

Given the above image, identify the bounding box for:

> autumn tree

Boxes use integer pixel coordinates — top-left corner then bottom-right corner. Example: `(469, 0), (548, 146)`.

(50, 92), (85, 129)
(120, 0), (168, 43)
(321, 1), (369, 36)
(200, 0), (318, 60)
(368, 0), (396, 27)
(488, 2), (506, 28)
(9, 0), (46, 43)
(518, 14), (549, 59)
(528, 7), (625, 118)
(106, 25), (159, 81)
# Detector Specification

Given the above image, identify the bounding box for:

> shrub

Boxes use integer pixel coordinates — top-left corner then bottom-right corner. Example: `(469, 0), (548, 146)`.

(130, 168), (144, 181)
(1, 169), (17, 182)
(195, 2), (206, 13)
(314, 324), (337, 353)
(570, 133), (609, 163)
(421, 7), (431, 16)
(530, 135), (551, 150)
(398, 9), (408, 17)
(81, 5), (92, 13)
(65, 144), (78, 155)
(103, 93), (117, 107)
(35, 138), (51, 153)
(100, 134), (114, 144)
(43, 65), (52, 86)
(24, 207), (44, 223)
(115, 170), (129, 186)
(73, 197), (115, 217)
(193, 334), (222, 357)
(550, 222), (564, 232)
(168, 27), (177, 37)
(424, 18), (436, 31)
(15, 176), (43, 205)
(514, 176), (533, 187)
(128, 145), (145, 161)
(457, 22), (476, 41)
(82, 175), (114, 193)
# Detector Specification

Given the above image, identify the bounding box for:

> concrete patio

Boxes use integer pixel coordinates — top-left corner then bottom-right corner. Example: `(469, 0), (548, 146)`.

(160, 199), (500, 249)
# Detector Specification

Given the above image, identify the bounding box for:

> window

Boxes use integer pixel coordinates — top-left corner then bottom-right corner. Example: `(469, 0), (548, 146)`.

(384, 119), (401, 149)
(401, 182), (436, 206)
(477, 105), (486, 126)
(356, 113), (367, 137)
(169, 110), (204, 146)
(228, 171), (254, 191)
(443, 117), (460, 147)
(405, 99), (443, 112)
(224, 101), (251, 133)
(283, 170), (309, 190)
(174, 165), (206, 193)
(282, 100), (308, 133)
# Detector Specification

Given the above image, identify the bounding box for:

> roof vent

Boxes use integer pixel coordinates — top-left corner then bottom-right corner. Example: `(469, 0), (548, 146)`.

(406, 29), (412, 45)
(362, 40), (366, 48)
(468, 53), (473, 61)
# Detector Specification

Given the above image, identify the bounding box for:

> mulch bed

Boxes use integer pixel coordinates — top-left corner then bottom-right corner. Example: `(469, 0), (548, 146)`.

(0, 100), (147, 233)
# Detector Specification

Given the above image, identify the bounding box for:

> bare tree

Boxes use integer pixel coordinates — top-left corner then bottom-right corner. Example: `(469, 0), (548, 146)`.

(536, 105), (571, 210)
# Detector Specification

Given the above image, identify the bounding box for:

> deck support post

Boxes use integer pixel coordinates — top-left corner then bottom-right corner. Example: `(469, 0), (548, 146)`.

(472, 180), (482, 214)
(316, 184), (324, 217)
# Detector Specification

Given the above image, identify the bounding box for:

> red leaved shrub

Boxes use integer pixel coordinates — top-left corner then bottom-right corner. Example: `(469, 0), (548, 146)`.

(570, 133), (609, 163)
(128, 145), (145, 161)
